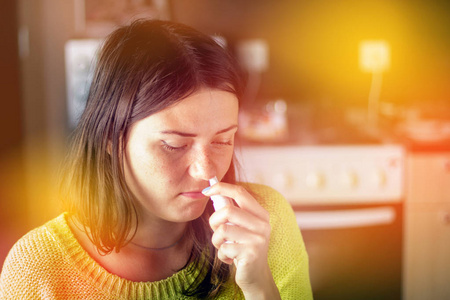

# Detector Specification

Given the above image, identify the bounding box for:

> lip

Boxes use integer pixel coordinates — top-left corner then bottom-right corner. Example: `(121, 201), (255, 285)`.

(180, 191), (207, 199)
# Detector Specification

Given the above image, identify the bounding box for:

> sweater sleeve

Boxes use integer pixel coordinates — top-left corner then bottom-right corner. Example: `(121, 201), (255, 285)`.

(247, 183), (313, 300)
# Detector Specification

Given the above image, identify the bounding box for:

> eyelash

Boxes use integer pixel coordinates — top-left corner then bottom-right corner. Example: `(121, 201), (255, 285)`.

(161, 140), (233, 152)
(213, 140), (233, 146)
(162, 141), (186, 152)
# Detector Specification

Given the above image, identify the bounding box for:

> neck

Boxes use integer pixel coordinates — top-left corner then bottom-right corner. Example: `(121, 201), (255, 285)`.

(68, 215), (193, 282)
(130, 213), (189, 251)
(130, 228), (185, 251)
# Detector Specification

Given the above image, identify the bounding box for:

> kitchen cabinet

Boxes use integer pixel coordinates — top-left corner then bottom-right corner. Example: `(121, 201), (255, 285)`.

(403, 153), (450, 300)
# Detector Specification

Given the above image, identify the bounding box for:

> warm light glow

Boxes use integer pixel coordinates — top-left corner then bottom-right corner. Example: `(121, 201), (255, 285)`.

(268, 1), (420, 104)
(359, 40), (391, 73)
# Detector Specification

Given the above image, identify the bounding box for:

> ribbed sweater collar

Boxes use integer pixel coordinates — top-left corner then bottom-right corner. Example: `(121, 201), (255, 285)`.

(46, 213), (204, 299)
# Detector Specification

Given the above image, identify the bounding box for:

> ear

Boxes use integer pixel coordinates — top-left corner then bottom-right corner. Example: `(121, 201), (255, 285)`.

(107, 133), (124, 156)
(107, 140), (112, 155)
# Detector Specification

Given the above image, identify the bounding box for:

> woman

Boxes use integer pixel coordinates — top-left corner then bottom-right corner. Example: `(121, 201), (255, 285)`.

(0, 19), (312, 299)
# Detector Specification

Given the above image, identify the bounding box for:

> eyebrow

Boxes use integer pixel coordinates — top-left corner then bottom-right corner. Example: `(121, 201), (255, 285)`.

(160, 125), (238, 137)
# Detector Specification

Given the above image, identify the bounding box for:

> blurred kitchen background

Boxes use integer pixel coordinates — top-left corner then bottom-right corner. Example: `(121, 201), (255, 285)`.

(1, 0), (450, 299)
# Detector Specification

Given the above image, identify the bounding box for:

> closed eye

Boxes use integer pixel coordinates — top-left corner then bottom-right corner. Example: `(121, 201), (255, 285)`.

(213, 140), (233, 146)
(161, 140), (187, 152)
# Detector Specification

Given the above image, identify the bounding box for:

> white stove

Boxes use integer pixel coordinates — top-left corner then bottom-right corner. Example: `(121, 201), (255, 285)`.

(236, 145), (404, 205)
(235, 144), (405, 300)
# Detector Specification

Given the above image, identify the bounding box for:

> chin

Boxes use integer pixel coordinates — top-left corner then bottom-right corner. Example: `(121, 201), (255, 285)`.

(177, 201), (208, 222)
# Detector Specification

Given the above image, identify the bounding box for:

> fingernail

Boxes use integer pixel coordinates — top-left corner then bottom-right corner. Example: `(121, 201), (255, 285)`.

(202, 186), (211, 195)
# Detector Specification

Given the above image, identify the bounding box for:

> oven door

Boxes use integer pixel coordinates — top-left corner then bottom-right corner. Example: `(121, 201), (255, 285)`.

(295, 203), (403, 300)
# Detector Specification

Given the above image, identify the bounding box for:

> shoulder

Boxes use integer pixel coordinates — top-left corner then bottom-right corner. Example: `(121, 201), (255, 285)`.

(238, 182), (292, 214)
(237, 183), (313, 298)
(237, 182), (298, 234)
(8, 214), (66, 252)
(0, 215), (68, 288)
(238, 182), (282, 197)
(5, 216), (60, 258)
(238, 182), (300, 242)
(239, 182), (285, 201)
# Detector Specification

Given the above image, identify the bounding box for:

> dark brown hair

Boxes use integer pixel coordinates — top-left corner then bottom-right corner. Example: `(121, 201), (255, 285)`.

(60, 19), (243, 298)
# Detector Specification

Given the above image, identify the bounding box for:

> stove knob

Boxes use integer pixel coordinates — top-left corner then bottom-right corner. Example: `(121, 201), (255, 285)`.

(341, 171), (358, 188)
(444, 160), (450, 173)
(273, 172), (292, 190)
(441, 211), (450, 225)
(253, 172), (266, 185)
(306, 172), (325, 189)
(371, 169), (387, 187)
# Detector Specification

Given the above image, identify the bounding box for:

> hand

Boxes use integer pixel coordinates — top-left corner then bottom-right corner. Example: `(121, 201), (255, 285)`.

(205, 182), (281, 299)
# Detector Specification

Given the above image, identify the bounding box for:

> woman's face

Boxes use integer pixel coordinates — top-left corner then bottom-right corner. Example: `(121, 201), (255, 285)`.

(123, 88), (239, 224)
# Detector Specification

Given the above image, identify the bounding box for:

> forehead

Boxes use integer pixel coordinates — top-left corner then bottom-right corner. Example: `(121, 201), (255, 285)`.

(132, 89), (239, 134)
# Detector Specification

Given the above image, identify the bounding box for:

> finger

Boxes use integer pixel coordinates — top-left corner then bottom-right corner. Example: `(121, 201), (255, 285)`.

(211, 223), (229, 247)
(204, 182), (269, 222)
(217, 240), (243, 264)
(209, 205), (270, 235)
(217, 247), (234, 265)
(218, 241), (260, 267)
(211, 222), (264, 248)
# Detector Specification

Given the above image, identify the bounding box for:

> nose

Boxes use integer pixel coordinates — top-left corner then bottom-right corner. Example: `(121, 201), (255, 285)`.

(188, 146), (216, 181)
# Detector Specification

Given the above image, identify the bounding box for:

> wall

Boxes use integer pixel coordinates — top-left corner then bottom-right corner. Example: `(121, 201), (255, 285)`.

(0, 0), (78, 268)
(172, 0), (450, 109)
(0, 0), (26, 269)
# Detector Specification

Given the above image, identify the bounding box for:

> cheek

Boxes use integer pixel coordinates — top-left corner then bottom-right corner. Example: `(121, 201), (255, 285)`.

(216, 148), (235, 175)
(152, 157), (183, 183)
(147, 150), (194, 185)
(125, 145), (162, 185)
(125, 152), (183, 199)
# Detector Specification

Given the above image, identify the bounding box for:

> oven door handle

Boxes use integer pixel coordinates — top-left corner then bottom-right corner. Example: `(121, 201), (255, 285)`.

(295, 207), (396, 230)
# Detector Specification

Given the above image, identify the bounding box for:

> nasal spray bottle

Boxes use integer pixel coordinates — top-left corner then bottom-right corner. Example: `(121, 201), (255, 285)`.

(208, 176), (232, 211)
(209, 176), (234, 244)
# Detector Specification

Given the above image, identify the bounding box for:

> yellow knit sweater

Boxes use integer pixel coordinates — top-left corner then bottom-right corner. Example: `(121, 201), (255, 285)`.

(0, 183), (312, 299)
